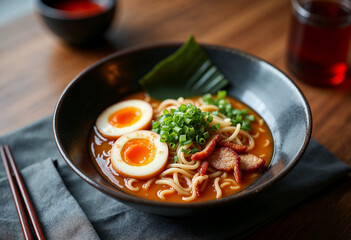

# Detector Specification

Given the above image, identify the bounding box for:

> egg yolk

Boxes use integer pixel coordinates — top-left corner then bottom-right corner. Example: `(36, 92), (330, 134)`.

(121, 139), (155, 166)
(108, 107), (142, 128)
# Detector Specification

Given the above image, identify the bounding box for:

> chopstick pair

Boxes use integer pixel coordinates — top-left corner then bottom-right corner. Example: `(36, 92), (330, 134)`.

(0, 145), (46, 240)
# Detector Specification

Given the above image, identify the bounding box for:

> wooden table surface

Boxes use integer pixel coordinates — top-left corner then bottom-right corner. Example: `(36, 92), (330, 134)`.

(1, 0), (350, 239)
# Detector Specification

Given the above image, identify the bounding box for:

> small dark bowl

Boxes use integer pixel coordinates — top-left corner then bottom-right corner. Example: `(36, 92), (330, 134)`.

(53, 43), (312, 216)
(34, 0), (117, 45)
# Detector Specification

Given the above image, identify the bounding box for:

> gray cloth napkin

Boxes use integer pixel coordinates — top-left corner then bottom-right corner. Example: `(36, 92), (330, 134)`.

(0, 116), (350, 240)
(0, 159), (99, 240)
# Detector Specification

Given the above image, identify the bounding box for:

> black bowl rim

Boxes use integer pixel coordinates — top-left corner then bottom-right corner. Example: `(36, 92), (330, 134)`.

(53, 42), (312, 209)
(34, 0), (117, 20)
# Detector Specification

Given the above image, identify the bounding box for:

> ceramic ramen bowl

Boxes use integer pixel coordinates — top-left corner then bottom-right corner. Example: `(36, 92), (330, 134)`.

(53, 43), (312, 216)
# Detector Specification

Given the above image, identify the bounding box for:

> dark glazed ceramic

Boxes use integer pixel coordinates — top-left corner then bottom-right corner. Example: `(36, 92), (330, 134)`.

(35, 0), (117, 45)
(53, 43), (312, 216)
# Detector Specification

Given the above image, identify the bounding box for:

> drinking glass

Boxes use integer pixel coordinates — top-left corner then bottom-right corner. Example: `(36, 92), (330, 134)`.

(287, 0), (351, 86)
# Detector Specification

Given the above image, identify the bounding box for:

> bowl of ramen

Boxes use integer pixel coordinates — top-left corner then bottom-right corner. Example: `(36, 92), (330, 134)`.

(53, 42), (312, 216)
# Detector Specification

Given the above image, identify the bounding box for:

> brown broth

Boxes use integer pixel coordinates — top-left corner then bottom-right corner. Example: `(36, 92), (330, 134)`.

(89, 92), (273, 203)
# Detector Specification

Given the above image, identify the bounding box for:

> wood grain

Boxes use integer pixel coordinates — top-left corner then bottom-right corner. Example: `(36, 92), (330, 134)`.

(0, 0), (350, 239)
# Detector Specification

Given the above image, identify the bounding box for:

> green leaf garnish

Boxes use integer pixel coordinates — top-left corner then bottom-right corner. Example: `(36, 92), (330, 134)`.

(139, 36), (229, 100)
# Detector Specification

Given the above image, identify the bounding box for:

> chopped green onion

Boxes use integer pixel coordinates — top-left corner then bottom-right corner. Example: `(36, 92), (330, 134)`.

(174, 156), (179, 163)
(170, 131), (177, 139)
(246, 115), (255, 122)
(179, 135), (186, 143)
(189, 148), (199, 154)
(152, 128), (159, 133)
(219, 99), (226, 105)
(232, 109), (241, 115)
(152, 121), (160, 128)
(174, 126), (181, 133)
(202, 93), (212, 102)
(217, 90), (227, 99)
(181, 148), (188, 153)
(179, 104), (187, 112)
(199, 138), (206, 145)
(164, 116), (173, 124)
(151, 103), (217, 147)
(160, 134), (167, 142)
(202, 91), (254, 131)
(182, 140), (193, 146)
(199, 125), (205, 134)
(189, 127), (195, 135)
(241, 109), (249, 115)
(161, 126), (170, 132)
(185, 118), (192, 124)
(203, 131), (210, 139)
(241, 119), (252, 131)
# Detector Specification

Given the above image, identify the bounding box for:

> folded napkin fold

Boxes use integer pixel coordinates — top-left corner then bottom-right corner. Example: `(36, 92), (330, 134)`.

(0, 116), (350, 240)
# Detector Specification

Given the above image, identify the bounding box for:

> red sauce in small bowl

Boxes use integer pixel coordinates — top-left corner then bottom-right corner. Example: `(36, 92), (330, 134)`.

(49, 0), (106, 17)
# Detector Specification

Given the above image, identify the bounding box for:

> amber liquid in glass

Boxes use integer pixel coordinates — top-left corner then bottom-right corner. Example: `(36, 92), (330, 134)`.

(288, 1), (351, 86)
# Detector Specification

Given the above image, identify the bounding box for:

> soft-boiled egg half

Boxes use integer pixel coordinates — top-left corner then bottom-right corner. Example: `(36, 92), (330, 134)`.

(96, 100), (153, 138)
(111, 130), (168, 179)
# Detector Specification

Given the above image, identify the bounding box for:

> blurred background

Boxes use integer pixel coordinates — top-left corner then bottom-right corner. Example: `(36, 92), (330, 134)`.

(0, 0), (31, 25)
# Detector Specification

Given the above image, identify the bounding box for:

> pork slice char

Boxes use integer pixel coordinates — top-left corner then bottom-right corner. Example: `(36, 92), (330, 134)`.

(207, 147), (242, 182)
(191, 134), (221, 161)
(198, 161), (209, 176)
(195, 161), (209, 196)
(218, 141), (248, 153)
(239, 153), (265, 171)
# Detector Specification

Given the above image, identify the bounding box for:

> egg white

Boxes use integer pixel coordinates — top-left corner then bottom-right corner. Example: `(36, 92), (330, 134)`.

(110, 130), (169, 179)
(96, 100), (153, 138)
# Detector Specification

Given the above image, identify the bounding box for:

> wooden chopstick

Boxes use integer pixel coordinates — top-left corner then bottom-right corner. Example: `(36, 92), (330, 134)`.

(0, 146), (33, 240)
(0, 145), (46, 240)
